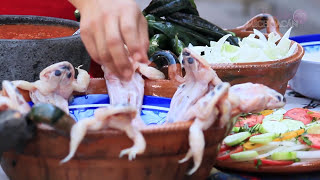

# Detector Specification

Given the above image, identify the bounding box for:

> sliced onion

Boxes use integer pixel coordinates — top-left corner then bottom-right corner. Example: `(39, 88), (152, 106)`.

(284, 144), (310, 152)
(296, 151), (320, 159)
(254, 29), (267, 42)
(256, 146), (288, 159)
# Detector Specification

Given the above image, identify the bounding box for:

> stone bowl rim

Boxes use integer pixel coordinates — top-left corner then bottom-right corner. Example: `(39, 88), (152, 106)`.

(0, 15), (80, 42)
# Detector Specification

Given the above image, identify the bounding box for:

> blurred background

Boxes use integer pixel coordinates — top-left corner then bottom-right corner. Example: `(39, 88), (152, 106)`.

(137, 0), (319, 36)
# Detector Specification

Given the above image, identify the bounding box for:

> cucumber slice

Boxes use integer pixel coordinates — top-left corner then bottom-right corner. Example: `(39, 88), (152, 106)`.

(263, 114), (283, 122)
(224, 132), (251, 146)
(281, 119), (305, 132)
(271, 151), (297, 160)
(307, 124), (320, 134)
(232, 127), (240, 133)
(273, 108), (287, 115)
(259, 121), (288, 134)
(249, 133), (277, 144)
(263, 108), (286, 122)
(230, 150), (259, 161)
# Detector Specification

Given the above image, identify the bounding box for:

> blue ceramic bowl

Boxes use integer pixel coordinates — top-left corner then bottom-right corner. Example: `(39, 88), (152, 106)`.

(28, 94), (172, 125)
(289, 34), (320, 100)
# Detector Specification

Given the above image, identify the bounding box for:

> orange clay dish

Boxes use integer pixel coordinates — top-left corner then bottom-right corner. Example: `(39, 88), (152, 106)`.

(215, 108), (320, 173)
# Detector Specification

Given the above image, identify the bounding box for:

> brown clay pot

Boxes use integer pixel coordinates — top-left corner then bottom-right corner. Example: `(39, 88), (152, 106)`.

(214, 14), (304, 95)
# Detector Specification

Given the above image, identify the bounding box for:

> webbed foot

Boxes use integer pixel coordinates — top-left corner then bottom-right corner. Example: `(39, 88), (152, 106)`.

(119, 147), (139, 161)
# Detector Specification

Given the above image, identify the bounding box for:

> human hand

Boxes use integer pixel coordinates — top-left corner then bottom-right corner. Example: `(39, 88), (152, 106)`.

(69, 0), (149, 80)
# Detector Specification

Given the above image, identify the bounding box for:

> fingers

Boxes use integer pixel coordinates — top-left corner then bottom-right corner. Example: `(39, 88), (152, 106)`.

(92, 17), (122, 78)
(138, 15), (150, 64)
(105, 16), (133, 80)
(119, 7), (141, 60)
(78, 0), (149, 80)
(119, 4), (149, 64)
(80, 21), (100, 64)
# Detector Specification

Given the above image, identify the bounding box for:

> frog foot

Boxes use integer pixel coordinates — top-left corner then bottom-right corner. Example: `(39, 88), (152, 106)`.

(119, 147), (139, 161)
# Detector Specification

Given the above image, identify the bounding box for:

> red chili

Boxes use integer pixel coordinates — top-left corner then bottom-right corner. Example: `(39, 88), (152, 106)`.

(217, 145), (243, 161)
(254, 159), (294, 166)
(219, 143), (232, 152)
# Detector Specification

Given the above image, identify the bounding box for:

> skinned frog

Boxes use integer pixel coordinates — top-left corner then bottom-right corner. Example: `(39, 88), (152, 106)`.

(0, 80), (30, 114)
(102, 60), (165, 128)
(61, 104), (146, 163)
(166, 48), (222, 123)
(13, 61), (90, 114)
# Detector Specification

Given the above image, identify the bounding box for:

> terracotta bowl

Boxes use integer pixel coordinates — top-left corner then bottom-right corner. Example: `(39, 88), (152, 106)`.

(1, 64), (236, 180)
(215, 14), (305, 95)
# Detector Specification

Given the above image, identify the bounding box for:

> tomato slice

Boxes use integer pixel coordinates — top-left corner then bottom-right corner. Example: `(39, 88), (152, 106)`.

(284, 108), (312, 125)
(308, 110), (320, 119)
(217, 145), (243, 161)
(219, 143), (232, 152)
(254, 159), (294, 166)
(235, 114), (264, 127)
(300, 134), (320, 149)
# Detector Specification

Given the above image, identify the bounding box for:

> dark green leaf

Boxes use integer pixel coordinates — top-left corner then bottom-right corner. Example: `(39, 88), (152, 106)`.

(255, 159), (262, 169)
(301, 136), (312, 146)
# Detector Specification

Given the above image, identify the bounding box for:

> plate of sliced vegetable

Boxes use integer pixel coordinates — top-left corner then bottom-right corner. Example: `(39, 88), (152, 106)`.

(215, 108), (320, 173)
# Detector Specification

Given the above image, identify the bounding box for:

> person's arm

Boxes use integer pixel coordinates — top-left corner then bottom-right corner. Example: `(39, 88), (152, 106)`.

(68, 0), (149, 80)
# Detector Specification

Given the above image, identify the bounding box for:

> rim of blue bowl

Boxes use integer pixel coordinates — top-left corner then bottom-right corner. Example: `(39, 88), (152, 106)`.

(290, 34), (320, 64)
(290, 34), (320, 43)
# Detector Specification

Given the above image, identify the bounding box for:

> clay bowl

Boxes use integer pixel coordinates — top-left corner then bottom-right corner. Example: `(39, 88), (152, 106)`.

(1, 64), (235, 180)
(213, 14), (305, 95)
(0, 15), (90, 83)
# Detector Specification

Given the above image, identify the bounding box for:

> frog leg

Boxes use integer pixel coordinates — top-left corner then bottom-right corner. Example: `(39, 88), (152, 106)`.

(1, 81), (30, 113)
(179, 83), (230, 175)
(108, 117), (146, 161)
(217, 98), (232, 128)
(137, 63), (165, 80)
(12, 80), (37, 92)
(60, 117), (99, 164)
(72, 65), (90, 92)
(0, 97), (12, 111)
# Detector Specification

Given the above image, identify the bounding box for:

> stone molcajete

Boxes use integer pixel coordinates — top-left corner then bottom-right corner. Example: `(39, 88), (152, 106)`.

(0, 15), (90, 84)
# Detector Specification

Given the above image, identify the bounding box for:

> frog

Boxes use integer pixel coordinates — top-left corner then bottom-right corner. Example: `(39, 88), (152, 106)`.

(13, 61), (90, 114)
(102, 59), (165, 128)
(166, 48), (222, 123)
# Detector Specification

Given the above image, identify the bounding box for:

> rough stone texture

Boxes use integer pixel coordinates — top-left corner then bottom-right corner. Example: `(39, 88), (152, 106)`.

(0, 15), (90, 82)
